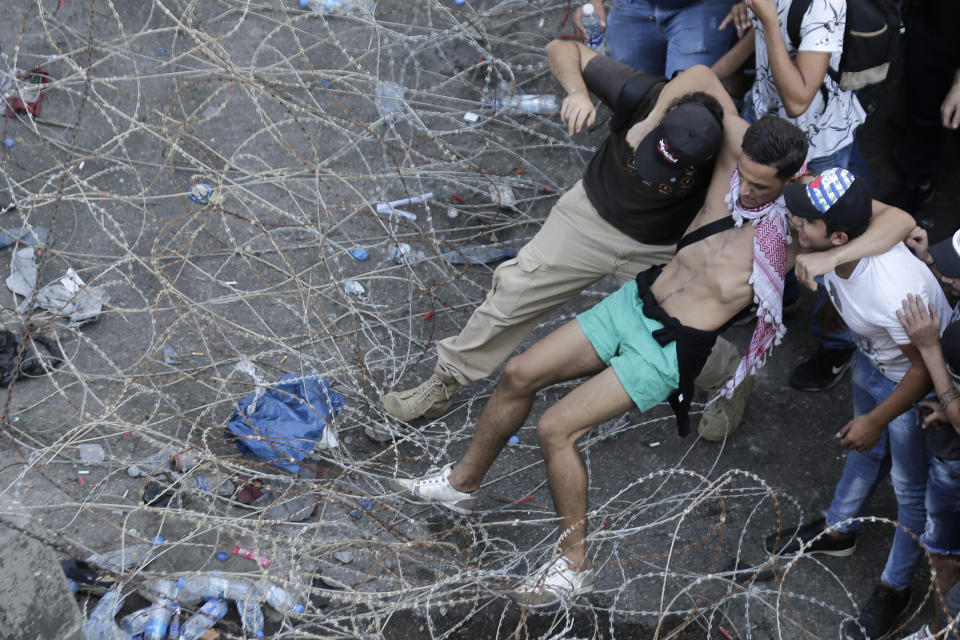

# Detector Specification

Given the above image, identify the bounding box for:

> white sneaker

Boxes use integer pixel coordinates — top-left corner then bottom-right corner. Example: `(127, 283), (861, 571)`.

(392, 464), (478, 514)
(900, 625), (933, 640)
(511, 555), (596, 608)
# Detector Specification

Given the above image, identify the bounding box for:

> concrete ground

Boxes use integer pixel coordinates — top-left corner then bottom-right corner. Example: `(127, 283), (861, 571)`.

(0, 1), (955, 639)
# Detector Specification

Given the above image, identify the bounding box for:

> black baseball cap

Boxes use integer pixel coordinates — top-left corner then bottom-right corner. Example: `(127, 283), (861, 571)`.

(929, 229), (960, 278)
(783, 167), (872, 231)
(942, 321), (960, 376)
(633, 101), (722, 195)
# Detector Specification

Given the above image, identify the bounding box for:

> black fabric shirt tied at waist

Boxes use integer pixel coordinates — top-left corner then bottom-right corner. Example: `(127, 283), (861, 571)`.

(634, 266), (727, 437)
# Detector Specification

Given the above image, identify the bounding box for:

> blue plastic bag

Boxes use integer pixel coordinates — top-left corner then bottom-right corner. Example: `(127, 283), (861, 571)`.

(226, 374), (344, 474)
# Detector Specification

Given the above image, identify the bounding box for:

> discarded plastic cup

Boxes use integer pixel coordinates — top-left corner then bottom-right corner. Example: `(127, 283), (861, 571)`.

(392, 243), (412, 264)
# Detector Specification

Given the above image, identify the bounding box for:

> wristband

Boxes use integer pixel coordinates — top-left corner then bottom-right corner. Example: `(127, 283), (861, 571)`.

(938, 388), (960, 411)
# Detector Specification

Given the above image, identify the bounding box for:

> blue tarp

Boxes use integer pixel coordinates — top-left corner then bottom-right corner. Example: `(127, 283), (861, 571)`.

(226, 374), (344, 474)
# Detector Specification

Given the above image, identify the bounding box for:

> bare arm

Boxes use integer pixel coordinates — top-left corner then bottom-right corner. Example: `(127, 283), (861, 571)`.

(711, 29), (756, 81)
(746, 0), (831, 117)
(546, 40), (599, 135)
(794, 200), (915, 289)
(837, 344), (932, 451)
(898, 295), (960, 435)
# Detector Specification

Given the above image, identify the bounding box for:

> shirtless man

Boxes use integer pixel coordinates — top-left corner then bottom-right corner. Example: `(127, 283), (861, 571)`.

(393, 115), (914, 607)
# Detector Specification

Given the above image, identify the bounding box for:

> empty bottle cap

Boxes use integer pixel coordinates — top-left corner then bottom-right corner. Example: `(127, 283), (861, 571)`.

(294, 604), (305, 613)
(583, 3), (595, 13)
(508, 435), (519, 444)
(216, 551), (229, 561)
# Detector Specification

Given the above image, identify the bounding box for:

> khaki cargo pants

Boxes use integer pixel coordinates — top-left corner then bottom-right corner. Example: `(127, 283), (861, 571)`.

(434, 179), (740, 391)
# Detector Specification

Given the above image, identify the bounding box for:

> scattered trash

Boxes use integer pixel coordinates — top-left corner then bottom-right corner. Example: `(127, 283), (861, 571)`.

(300, 0), (375, 15)
(162, 344), (182, 365)
(446, 207), (459, 219)
(140, 480), (182, 509)
(188, 183), (214, 204)
(392, 242), (412, 264)
(253, 488), (318, 522)
(232, 546), (271, 568)
(225, 373), (344, 474)
(333, 550), (353, 564)
(649, 441), (661, 448)
(82, 587), (127, 638)
(374, 81), (405, 125)
(486, 94), (560, 116)
(348, 247), (369, 261)
(181, 474), (235, 497)
(375, 191), (432, 221)
(0, 328), (65, 385)
(179, 598), (228, 640)
(6, 248), (109, 326)
(215, 551), (229, 562)
(508, 435), (519, 444)
(78, 443), (106, 463)
(442, 244), (515, 265)
(3, 138), (12, 149)
(488, 183), (517, 209)
(156, 47), (169, 57)
(363, 421), (394, 443)
(77, 474), (85, 487)
(2, 68), (49, 118)
(344, 280), (365, 296)
(0, 226), (47, 248)
(86, 542), (162, 573)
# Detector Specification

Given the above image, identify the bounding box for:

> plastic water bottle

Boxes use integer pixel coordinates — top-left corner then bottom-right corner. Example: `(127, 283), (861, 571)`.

(180, 572), (252, 602)
(496, 94), (560, 116)
(300, 0), (374, 15)
(255, 582), (305, 615)
(83, 588), (128, 640)
(237, 598), (265, 638)
(141, 602), (172, 640)
(375, 81), (405, 125)
(165, 607), (181, 640)
(581, 3), (606, 53)
(87, 543), (160, 573)
(178, 599), (228, 640)
(119, 607), (151, 635)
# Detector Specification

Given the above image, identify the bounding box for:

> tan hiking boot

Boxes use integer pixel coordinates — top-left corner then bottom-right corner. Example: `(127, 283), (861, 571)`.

(382, 373), (460, 422)
(697, 374), (755, 442)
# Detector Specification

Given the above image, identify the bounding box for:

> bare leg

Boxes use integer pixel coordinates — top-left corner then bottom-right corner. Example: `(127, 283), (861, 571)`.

(537, 367), (634, 568)
(932, 553), (960, 634)
(449, 319), (605, 492)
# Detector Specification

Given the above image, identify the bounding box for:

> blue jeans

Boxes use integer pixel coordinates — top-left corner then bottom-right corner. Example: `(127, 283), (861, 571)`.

(825, 353), (929, 590)
(923, 454), (960, 555)
(606, 0), (736, 77)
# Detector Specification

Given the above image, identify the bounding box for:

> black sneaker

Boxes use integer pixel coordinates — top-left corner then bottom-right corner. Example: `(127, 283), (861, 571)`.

(841, 583), (913, 640)
(789, 347), (856, 392)
(882, 180), (934, 215)
(764, 517), (857, 557)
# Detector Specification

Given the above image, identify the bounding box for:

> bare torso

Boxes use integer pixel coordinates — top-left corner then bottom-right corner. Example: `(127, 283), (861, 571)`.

(650, 122), (798, 331)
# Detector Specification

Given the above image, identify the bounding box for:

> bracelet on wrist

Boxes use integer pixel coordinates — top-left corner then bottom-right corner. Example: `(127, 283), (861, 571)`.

(938, 388), (960, 411)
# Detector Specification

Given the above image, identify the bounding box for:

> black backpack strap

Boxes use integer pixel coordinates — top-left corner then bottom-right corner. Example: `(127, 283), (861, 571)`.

(786, 0), (812, 50)
(610, 73), (666, 133)
(677, 215), (736, 251)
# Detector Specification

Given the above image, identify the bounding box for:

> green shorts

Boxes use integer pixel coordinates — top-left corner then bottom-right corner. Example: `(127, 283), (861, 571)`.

(576, 280), (679, 412)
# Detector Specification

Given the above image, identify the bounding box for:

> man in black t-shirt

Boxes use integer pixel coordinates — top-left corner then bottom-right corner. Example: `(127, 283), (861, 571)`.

(383, 43), (751, 441)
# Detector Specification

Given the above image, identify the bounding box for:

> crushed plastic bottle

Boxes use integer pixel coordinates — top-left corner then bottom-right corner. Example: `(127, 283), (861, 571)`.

(141, 602), (171, 640)
(494, 94), (560, 116)
(375, 81), (405, 125)
(165, 607), (181, 640)
(87, 542), (161, 573)
(300, 0), (374, 15)
(82, 588), (128, 640)
(179, 473), (235, 497)
(392, 242), (412, 264)
(178, 598), (229, 640)
(119, 607), (151, 635)
(237, 597), (265, 638)
(254, 582), (305, 615)
(488, 183), (517, 209)
(581, 3), (606, 53)
(344, 280), (365, 296)
(180, 572), (253, 602)
(442, 245), (516, 265)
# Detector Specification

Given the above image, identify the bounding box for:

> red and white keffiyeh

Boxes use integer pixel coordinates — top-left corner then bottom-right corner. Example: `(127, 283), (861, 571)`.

(709, 165), (801, 402)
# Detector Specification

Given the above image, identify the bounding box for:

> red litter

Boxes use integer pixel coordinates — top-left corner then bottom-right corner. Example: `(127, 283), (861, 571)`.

(4, 68), (49, 118)
(423, 310), (434, 320)
(232, 545), (271, 568)
(451, 194), (466, 203)
(77, 475), (85, 487)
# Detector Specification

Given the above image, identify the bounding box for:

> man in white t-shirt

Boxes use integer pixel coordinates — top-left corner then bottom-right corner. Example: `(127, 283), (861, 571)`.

(713, 0), (869, 399)
(764, 168), (951, 640)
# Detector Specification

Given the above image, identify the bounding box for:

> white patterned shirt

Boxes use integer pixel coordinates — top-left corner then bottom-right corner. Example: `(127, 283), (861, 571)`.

(749, 0), (866, 160)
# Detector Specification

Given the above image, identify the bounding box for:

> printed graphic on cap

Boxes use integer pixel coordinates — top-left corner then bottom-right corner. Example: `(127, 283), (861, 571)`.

(806, 168), (854, 213)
